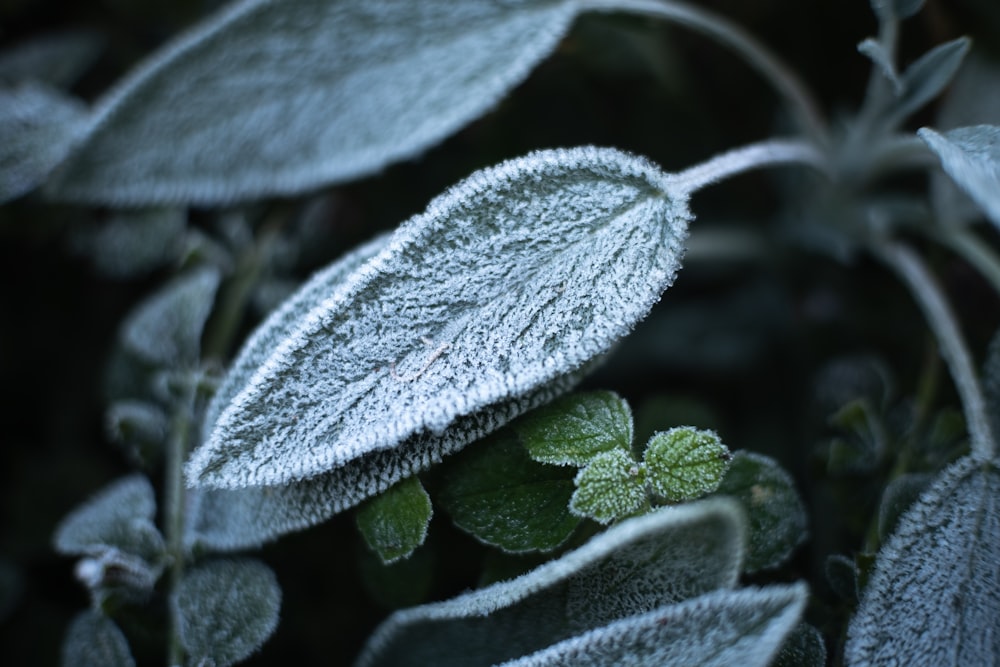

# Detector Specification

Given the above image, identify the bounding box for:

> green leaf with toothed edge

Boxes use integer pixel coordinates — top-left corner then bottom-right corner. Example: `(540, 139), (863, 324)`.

(356, 476), (433, 564)
(644, 426), (731, 503)
(187, 147), (690, 528)
(516, 390), (633, 467)
(569, 449), (647, 524)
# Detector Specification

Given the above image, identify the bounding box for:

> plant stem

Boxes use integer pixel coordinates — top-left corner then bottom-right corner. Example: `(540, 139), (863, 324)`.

(872, 240), (997, 460)
(935, 225), (1000, 299)
(578, 0), (828, 143)
(165, 379), (196, 666)
(668, 138), (826, 194)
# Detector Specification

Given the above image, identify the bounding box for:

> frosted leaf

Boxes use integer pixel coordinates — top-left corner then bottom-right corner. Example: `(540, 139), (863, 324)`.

(71, 208), (186, 279)
(845, 456), (1000, 665)
(0, 82), (88, 203)
(189, 147), (689, 508)
(354, 498), (745, 667)
(644, 427), (731, 503)
(569, 450), (647, 524)
(174, 558), (281, 667)
(516, 390), (633, 466)
(919, 125), (1000, 228)
(120, 266), (221, 368)
(0, 30), (103, 88)
(61, 610), (135, 667)
(498, 585), (807, 667)
(771, 623), (827, 667)
(53, 474), (165, 564)
(891, 38), (969, 122)
(356, 476), (432, 564)
(45, 0), (580, 205)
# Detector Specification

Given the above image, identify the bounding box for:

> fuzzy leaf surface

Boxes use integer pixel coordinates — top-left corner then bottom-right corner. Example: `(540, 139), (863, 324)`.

(189, 147), (689, 513)
(0, 82), (88, 203)
(713, 451), (808, 573)
(356, 476), (432, 564)
(498, 584), (807, 667)
(845, 456), (1000, 665)
(175, 558), (281, 667)
(72, 208), (186, 279)
(61, 610), (135, 667)
(46, 0), (580, 205)
(920, 124), (1000, 228)
(645, 427), (730, 503)
(516, 390), (633, 466)
(892, 38), (970, 121)
(569, 449), (647, 524)
(355, 499), (745, 667)
(438, 429), (578, 553)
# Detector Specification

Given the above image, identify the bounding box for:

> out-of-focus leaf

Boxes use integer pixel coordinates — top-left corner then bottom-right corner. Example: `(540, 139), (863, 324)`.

(919, 124), (1000, 228)
(61, 610), (135, 667)
(356, 476), (432, 564)
(858, 38), (901, 94)
(644, 426), (730, 503)
(0, 30), (103, 88)
(105, 400), (170, 466)
(891, 38), (970, 122)
(71, 209), (186, 279)
(825, 554), (860, 604)
(877, 472), (932, 541)
(569, 449), (647, 524)
(516, 391), (633, 467)
(869, 0), (925, 21)
(771, 623), (827, 667)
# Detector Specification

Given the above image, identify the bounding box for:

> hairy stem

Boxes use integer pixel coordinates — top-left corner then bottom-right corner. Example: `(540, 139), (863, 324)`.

(578, 0), (827, 142)
(669, 138), (826, 194)
(873, 240), (997, 460)
(165, 380), (195, 666)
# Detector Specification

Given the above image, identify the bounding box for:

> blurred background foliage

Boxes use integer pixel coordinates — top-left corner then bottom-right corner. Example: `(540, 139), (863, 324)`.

(1, 0), (999, 664)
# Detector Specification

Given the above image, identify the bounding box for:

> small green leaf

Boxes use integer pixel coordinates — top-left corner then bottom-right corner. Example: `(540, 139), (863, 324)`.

(175, 558), (281, 667)
(438, 429), (579, 553)
(644, 427), (731, 503)
(714, 451), (808, 573)
(570, 449), (647, 524)
(516, 391), (633, 466)
(61, 610), (135, 667)
(356, 476), (432, 565)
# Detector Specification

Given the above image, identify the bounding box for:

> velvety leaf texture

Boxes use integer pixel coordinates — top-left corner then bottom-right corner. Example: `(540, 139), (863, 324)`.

(919, 124), (1000, 228)
(354, 499), (744, 667)
(356, 476), (432, 564)
(175, 558), (281, 667)
(189, 148), (690, 518)
(845, 456), (1000, 665)
(497, 584), (807, 667)
(62, 610), (135, 667)
(517, 390), (633, 466)
(0, 82), (88, 203)
(45, 0), (580, 205)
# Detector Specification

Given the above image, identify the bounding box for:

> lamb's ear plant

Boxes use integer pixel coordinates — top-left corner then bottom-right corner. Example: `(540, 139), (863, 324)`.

(2, 0), (998, 664)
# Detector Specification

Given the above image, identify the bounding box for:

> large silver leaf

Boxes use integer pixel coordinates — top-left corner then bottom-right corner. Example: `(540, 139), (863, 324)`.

(355, 499), (745, 667)
(919, 124), (1000, 228)
(845, 456), (1000, 665)
(45, 0), (579, 205)
(187, 148), (689, 513)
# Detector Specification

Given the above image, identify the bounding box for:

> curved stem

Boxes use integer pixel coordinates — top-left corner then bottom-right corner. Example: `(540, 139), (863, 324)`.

(577, 0), (827, 142)
(934, 225), (1000, 298)
(165, 379), (195, 666)
(872, 240), (996, 460)
(668, 138), (827, 194)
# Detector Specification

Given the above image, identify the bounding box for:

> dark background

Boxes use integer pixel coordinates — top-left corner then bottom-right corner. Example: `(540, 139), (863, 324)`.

(2, 0), (999, 664)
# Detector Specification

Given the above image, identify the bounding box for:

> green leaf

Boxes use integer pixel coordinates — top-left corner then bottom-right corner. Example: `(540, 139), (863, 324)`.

(877, 472), (931, 541)
(45, 0), (581, 205)
(644, 427), (731, 503)
(713, 451), (808, 573)
(61, 610), (135, 667)
(516, 391), (633, 466)
(497, 585), (807, 667)
(356, 476), (432, 564)
(355, 499), (746, 667)
(175, 558), (281, 667)
(438, 429), (578, 553)
(358, 543), (434, 610)
(569, 450), (647, 524)
(188, 147), (690, 524)
(845, 456), (1000, 665)
(825, 554), (860, 604)
(919, 124), (1000, 228)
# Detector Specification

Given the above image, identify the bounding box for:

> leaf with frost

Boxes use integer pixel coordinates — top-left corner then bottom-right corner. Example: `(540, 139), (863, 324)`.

(354, 499), (745, 667)
(120, 266), (221, 368)
(768, 622), (827, 667)
(644, 426), (730, 503)
(890, 38), (969, 122)
(71, 209), (186, 279)
(105, 400), (170, 465)
(188, 148), (689, 512)
(53, 474), (165, 564)
(498, 585), (807, 667)
(845, 456), (1000, 665)
(516, 391), (633, 466)
(62, 610), (135, 667)
(0, 82), (88, 203)
(569, 450), (647, 524)
(175, 558), (281, 667)
(0, 30), (103, 88)
(920, 125), (1000, 228)
(356, 476), (432, 564)
(45, 0), (581, 205)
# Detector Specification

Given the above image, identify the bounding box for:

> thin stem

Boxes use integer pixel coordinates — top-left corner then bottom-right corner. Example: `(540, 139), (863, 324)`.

(935, 225), (1000, 298)
(668, 138), (827, 194)
(872, 240), (996, 460)
(578, 0), (827, 143)
(165, 379), (195, 667)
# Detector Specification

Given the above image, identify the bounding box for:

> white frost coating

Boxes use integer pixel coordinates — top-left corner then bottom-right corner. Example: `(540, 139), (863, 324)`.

(46, 0), (580, 205)
(355, 499), (745, 667)
(53, 474), (160, 557)
(499, 584), (807, 667)
(845, 456), (1000, 666)
(920, 125), (1000, 228)
(188, 146), (689, 500)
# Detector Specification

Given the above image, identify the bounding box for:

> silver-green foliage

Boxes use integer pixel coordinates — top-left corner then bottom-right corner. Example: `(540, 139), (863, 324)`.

(62, 611), (135, 667)
(920, 124), (1000, 228)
